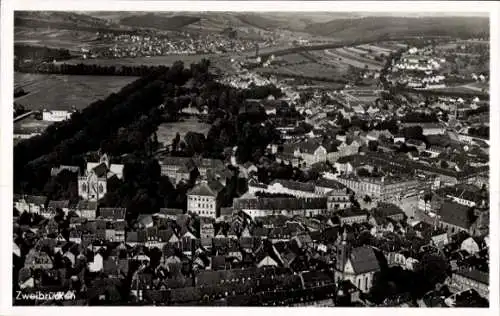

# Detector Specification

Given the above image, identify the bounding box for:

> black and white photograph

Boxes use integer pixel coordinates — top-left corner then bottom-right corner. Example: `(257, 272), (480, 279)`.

(1, 0), (498, 312)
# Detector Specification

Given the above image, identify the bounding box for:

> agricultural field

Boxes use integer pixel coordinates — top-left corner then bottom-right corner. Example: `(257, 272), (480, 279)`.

(15, 28), (99, 52)
(62, 54), (220, 66)
(156, 117), (211, 146)
(256, 61), (345, 79)
(14, 72), (139, 110)
(324, 48), (383, 70)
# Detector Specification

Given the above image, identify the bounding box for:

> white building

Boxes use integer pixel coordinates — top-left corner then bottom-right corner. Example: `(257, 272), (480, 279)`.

(42, 110), (73, 122)
(187, 181), (224, 218)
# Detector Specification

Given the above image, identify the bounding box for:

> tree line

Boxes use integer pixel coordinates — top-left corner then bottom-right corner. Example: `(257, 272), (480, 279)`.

(17, 62), (168, 77)
(14, 44), (73, 66)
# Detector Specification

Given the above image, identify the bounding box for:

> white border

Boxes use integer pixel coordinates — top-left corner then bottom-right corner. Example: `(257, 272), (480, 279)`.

(1, 1), (499, 316)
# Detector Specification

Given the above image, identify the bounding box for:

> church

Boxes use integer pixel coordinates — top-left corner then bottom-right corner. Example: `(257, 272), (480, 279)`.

(334, 233), (381, 293)
(78, 153), (124, 201)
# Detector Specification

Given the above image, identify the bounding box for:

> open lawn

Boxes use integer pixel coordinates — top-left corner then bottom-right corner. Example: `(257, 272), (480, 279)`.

(156, 117), (211, 146)
(14, 72), (138, 110)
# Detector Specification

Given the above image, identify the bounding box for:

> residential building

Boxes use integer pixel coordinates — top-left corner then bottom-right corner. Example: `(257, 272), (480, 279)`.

(336, 175), (419, 201)
(448, 269), (489, 299)
(233, 196), (327, 218)
(336, 208), (369, 225)
(14, 195), (47, 215)
(75, 200), (98, 220)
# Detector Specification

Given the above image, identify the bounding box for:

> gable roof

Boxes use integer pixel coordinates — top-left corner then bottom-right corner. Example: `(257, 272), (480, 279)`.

(373, 203), (405, 218)
(23, 195), (48, 205)
(438, 201), (477, 230)
(48, 200), (70, 209)
(349, 246), (381, 274)
(314, 178), (346, 190)
(157, 208), (183, 217)
(270, 179), (315, 193)
(92, 163), (108, 178)
(187, 181), (223, 197)
(99, 208), (126, 221)
(76, 200), (98, 210)
(299, 140), (324, 154)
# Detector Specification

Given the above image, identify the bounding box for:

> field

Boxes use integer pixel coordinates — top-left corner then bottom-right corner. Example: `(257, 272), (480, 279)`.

(325, 48), (384, 70)
(156, 117), (211, 146)
(256, 61), (345, 79)
(15, 27), (98, 52)
(428, 85), (489, 95)
(14, 72), (138, 110)
(62, 54), (220, 66)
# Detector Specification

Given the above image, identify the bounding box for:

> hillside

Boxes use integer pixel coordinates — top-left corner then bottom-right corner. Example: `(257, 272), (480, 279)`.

(305, 16), (489, 40)
(119, 13), (201, 31)
(15, 11), (114, 28)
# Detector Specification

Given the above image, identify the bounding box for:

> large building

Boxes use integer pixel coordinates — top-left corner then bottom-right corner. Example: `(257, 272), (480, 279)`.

(187, 180), (224, 218)
(448, 269), (489, 299)
(335, 243), (381, 293)
(233, 195), (327, 218)
(159, 157), (225, 183)
(78, 154), (123, 201)
(42, 110), (74, 122)
(336, 175), (419, 201)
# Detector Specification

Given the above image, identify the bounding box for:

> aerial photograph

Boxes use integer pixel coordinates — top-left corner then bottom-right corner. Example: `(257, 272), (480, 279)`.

(11, 9), (490, 307)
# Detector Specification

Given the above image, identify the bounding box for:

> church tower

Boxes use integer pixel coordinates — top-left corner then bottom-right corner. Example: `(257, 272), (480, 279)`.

(335, 229), (351, 272)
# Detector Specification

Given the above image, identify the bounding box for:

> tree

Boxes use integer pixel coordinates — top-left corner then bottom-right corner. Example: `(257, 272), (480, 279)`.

(364, 195), (372, 204)
(368, 140), (378, 152)
(171, 132), (181, 152)
(418, 253), (450, 290)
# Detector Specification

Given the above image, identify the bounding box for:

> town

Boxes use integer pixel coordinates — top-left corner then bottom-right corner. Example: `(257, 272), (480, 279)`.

(12, 11), (489, 307)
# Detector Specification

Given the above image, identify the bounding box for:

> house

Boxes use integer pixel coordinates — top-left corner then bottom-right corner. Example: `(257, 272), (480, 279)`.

(421, 123), (446, 136)
(14, 195), (47, 215)
(137, 215), (154, 229)
(187, 180), (224, 218)
(406, 139), (426, 152)
(233, 196), (327, 218)
(437, 201), (477, 235)
(326, 189), (352, 213)
(431, 233), (449, 249)
(460, 237), (481, 255)
(296, 140), (328, 166)
(200, 217), (215, 239)
(88, 253), (104, 272)
(314, 178), (347, 195)
(156, 208), (184, 220)
(99, 208), (126, 222)
(107, 221), (126, 242)
(69, 230), (82, 244)
(240, 162), (258, 178)
(335, 244), (381, 293)
(336, 208), (369, 225)
(24, 249), (53, 270)
(75, 200), (98, 220)
(44, 200), (70, 218)
(448, 268), (488, 299)
(373, 203), (406, 222)
(50, 165), (80, 177)
(266, 179), (318, 198)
